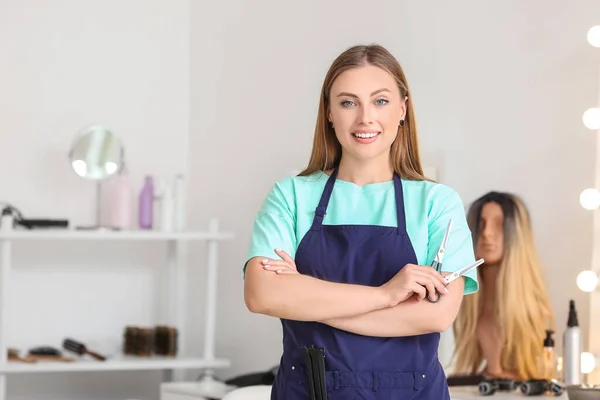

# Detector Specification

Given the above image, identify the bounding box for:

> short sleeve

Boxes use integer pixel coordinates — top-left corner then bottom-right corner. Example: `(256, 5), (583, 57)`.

(244, 182), (297, 276)
(427, 187), (479, 295)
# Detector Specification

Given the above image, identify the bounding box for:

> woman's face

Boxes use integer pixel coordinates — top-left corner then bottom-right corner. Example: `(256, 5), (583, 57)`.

(476, 202), (504, 265)
(328, 65), (406, 164)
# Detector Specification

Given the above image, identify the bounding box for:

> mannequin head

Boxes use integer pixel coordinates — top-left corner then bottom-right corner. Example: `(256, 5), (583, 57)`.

(451, 191), (554, 380)
(467, 191), (525, 266)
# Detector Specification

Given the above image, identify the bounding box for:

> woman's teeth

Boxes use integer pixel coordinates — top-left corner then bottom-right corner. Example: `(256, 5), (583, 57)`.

(352, 132), (379, 138)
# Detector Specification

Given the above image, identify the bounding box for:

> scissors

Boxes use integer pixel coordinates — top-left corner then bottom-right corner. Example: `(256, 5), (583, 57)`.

(431, 219), (453, 273)
(427, 258), (485, 303)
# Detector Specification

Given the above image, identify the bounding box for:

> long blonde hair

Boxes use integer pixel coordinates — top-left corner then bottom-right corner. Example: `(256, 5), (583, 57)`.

(451, 192), (555, 380)
(298, 44), (426, 180)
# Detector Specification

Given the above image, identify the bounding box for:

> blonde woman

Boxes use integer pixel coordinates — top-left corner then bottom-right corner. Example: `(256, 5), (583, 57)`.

(451, 191), (554, 381)
(244, 44), (479, 400)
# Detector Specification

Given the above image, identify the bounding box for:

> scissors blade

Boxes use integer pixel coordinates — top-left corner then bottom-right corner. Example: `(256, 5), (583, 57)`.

(443, 258), (484, 285)
(434, 219), (453, 264)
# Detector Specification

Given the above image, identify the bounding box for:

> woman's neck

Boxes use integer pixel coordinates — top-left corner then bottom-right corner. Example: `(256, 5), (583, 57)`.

(335, 155), (393, 186)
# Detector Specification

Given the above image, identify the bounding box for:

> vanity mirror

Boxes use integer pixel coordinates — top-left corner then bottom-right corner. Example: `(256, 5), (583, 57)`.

(68, 124), (125, 229)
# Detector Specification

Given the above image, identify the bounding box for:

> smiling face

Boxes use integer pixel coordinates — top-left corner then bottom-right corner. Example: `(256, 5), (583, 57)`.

(327, 64), (406, 164)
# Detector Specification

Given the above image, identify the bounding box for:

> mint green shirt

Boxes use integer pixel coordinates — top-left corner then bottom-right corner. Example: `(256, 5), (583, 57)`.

(246, 171), (479, 295)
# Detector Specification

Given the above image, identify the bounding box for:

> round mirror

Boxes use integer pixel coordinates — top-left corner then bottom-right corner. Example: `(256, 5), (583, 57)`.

(68, 124), (124, 180)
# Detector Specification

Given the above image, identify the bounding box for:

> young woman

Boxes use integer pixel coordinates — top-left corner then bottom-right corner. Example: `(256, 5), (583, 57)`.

(451, 191), (554, 381)
(244, 44), (479, 400)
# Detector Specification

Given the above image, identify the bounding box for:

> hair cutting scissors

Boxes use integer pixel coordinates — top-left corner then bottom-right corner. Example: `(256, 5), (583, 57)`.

(427, 258), (485, 303)
(431, 219), (453, 273)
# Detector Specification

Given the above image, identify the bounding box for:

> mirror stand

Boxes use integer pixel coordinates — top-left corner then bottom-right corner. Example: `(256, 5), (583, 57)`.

(68, 124), (125, 231)
(76, 180), (110, 231)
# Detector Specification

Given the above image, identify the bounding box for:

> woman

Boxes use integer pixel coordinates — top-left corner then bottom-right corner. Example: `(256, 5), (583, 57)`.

(243, 44), (479, 400)
(451, 191), (554, 381)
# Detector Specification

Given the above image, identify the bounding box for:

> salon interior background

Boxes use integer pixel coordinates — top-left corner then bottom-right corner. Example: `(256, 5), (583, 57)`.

(2, 0), (600, 399)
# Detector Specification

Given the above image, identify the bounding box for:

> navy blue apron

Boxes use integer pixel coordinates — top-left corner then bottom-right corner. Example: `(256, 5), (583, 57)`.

(270, 169), (449, 400)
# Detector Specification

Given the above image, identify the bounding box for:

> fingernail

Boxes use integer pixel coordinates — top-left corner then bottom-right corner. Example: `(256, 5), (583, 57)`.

(261, 259), (269, 264)
(276, 269), (283, 273)
(444, 288), (449, 293)
(275, 248), (281, 252)
(263, 264), (270, 269)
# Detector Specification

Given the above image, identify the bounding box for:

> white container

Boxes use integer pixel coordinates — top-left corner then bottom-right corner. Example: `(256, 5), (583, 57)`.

(1, 208), (14, 232)
(173, 174), (186, 231)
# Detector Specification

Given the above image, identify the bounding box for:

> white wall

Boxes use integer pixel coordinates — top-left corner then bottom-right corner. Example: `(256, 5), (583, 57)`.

(2, 1), (600, 399)
(0, 0), (189, 399)
(188, 0), (600, 381)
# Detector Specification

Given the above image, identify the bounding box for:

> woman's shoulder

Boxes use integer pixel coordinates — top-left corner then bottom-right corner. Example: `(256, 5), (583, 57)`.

(402, 179), (467, 217)
(272, 171), (329, 196)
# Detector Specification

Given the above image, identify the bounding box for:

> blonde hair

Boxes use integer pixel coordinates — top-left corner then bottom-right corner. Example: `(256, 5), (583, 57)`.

(451, 192), (555, 380)
(298, 44), (427, 181)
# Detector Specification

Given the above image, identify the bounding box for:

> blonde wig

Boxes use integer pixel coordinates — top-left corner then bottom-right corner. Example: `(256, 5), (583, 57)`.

(451, 191), (554, 380)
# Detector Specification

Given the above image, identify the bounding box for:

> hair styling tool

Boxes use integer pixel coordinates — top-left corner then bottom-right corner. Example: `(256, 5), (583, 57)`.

(301, 345), (327, 400)
(62, 338), (106, 361)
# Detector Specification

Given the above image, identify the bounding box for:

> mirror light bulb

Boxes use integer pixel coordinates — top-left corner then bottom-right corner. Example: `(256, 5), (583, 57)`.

(588, 26), (600, 47)
(581, 352), (596, 374)
(580, 188), (600, 210)
(576, 270), (599, 292)
(583, 108), (600, 130)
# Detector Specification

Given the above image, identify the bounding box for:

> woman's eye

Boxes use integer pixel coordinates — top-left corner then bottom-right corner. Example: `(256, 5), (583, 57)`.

(375, 98), (389, 106)
(341, 100), (355, 107)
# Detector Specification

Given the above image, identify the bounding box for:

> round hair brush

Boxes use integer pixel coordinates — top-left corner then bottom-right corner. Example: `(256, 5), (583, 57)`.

(62, 338), (106, 361)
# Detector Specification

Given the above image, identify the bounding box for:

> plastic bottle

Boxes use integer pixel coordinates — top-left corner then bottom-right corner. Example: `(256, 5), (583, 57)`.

(173, 174), (186, 231)
(108, 167), (133, 230)
(1, 208), (13, 232)
(160, 180), (174, 232)
(563, 299), (582, 385)
(138, 176), (154, 230)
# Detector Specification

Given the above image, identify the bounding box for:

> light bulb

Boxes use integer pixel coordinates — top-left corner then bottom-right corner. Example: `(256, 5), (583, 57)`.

(583, 108), (600, 130)
(579, 188), (600, 210)
(576, 270), (599, 292)
(581, 352), (596, 374)
(588, 26), (600, 47)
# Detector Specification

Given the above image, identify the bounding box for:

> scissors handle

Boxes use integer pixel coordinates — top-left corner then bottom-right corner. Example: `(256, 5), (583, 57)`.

(431, 260), (441, 272)
(426, 289), (442, 303)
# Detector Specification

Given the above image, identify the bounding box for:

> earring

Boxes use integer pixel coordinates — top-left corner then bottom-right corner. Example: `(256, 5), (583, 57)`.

(399, 120), (404, 127)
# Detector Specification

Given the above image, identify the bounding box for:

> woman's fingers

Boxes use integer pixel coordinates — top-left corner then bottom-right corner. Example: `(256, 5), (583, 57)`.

(412, 268), (448, 295)
(275, 249), (295, 265)
(261, 258), (298, 274)
(411, 282), (427, 299)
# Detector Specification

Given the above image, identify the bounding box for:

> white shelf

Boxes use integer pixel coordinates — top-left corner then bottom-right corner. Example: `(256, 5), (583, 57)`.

(0, 229), (234, 241)
(1, 356), (230, 374)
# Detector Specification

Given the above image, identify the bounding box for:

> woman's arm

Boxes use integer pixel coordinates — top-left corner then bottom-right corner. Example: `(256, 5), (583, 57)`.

(245, 250), (448, 322)
(244, 256), (391, 321)
(320, 275), (465, 337)
(318, 186), (478, 337)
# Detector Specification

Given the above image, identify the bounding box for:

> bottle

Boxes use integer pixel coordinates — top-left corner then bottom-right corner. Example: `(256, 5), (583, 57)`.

(160, 180), (174, 232)
(538, 329), (557, 380)
(563, 299), (582, 385)
(1, 208), (13, 232)
(173, 174), (186, 232)
(108, 167), (134, 230)
(138, 176), (154, 230)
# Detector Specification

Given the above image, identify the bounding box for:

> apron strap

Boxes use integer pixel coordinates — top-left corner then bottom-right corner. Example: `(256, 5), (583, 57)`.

(310, 169), (338, 231)
(393, 173), (408, 234)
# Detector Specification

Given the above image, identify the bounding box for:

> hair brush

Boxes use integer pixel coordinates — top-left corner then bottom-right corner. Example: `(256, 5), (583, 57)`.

(62, 338), (106, 361)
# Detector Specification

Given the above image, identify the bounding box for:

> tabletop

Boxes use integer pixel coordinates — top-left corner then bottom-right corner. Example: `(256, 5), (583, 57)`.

(450, 386), (570, 399)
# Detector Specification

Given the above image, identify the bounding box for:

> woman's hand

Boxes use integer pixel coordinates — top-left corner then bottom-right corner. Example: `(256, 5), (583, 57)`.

(260, 249), (299, 275)
(379, 264), (448, 307)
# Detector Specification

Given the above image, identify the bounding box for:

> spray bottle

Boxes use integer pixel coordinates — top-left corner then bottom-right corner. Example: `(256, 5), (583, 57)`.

(563, 299), (582, 385)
